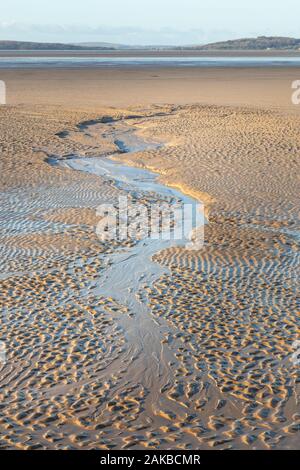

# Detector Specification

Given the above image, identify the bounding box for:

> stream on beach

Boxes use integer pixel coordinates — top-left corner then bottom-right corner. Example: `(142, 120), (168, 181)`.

(54, 118), (206, 427)
(60, 119), (205, 318)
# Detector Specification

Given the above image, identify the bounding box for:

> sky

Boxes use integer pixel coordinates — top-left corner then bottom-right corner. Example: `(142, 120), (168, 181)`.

(1, 0), (300, 45)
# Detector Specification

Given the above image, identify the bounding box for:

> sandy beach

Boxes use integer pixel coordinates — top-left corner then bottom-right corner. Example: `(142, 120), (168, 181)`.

(0, 64), (299, 450)
(1, 65), (300, 113)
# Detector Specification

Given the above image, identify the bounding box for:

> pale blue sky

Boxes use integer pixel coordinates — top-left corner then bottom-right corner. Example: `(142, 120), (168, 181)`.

(1, 0), (299, 45)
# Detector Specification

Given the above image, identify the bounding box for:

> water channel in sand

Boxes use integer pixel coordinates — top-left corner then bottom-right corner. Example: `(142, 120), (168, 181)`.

(54, 118), (206, 417)
(62, 120), (205, 312)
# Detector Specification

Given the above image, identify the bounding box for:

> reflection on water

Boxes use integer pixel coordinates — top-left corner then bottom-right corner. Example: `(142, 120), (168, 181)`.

(1, 56), (300, 68)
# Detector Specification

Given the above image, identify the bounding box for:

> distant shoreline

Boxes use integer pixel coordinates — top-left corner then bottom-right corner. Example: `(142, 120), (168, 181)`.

(1, 49), (300, 58)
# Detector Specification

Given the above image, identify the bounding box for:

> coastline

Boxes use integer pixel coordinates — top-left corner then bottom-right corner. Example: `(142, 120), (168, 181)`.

(1, 49), (300, 57)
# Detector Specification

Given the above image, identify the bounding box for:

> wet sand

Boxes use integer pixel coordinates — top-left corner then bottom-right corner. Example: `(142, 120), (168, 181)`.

(0, 67), (299, 449)
(1, 66), (300, 113)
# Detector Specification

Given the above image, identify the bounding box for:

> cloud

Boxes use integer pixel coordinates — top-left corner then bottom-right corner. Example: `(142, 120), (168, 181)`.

(0, 21), (237, 45)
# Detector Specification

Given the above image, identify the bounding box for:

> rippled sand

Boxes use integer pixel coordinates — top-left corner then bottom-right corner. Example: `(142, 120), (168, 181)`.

(0, 100), (299, 449)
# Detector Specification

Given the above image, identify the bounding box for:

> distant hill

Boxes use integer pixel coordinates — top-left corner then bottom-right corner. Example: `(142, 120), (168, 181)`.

(0, 40), (114, 50)
(73, 42), (129, 49)
(1, 37), (300, 51)
(74, 42), (175, 50)
(188, 36), (300, 50)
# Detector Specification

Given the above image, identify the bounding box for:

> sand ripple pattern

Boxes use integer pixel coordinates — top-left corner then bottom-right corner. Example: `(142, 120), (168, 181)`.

(0, 104), (299, 449)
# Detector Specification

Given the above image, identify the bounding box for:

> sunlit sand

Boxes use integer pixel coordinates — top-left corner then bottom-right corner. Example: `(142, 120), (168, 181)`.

(0, 65), (299, 449)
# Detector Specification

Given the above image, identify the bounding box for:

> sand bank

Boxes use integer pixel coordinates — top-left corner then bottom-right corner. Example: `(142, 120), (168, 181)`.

(0, 66), (300, 113)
